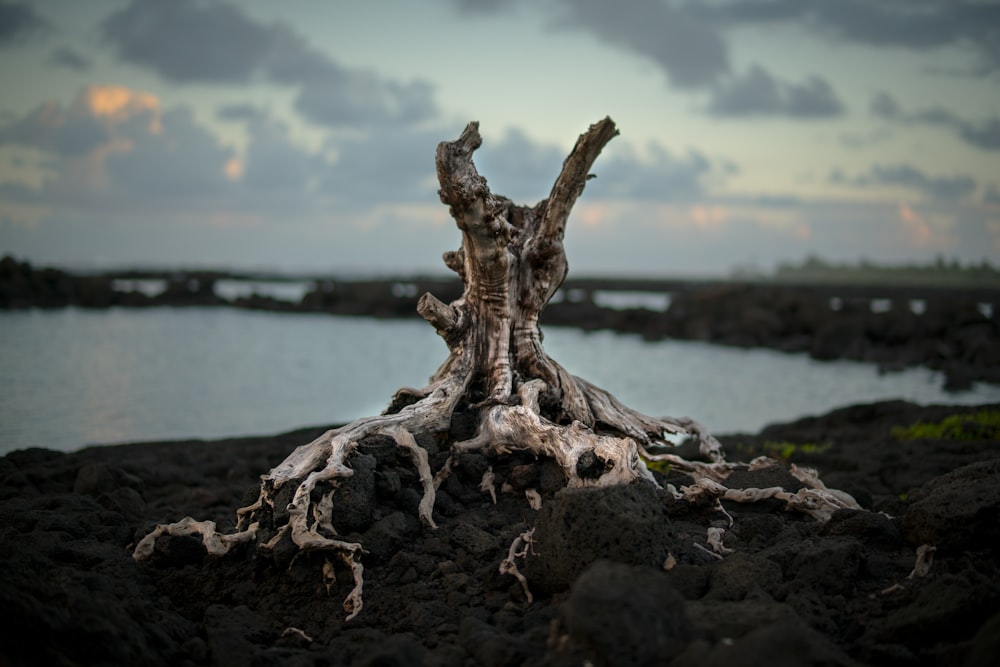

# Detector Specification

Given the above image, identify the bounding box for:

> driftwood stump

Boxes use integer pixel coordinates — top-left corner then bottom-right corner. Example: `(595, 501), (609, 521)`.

(134, 118), (858, 619)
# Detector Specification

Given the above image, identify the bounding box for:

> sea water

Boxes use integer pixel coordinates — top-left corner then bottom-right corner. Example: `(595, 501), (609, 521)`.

(2, 307), (998, 453)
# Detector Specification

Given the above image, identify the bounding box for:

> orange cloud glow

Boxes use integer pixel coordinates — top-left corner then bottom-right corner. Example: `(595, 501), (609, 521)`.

(578, 202), (609, 229)
(689, 205), (727, 230)
(987, 220), (1000, 252)
(224, 157), (244, 181)
(898, 201), (933, 246)
(81, 85), (161, 133)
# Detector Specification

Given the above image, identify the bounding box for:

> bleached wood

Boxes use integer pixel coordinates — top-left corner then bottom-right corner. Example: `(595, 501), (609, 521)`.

(133, 118), (857, 618)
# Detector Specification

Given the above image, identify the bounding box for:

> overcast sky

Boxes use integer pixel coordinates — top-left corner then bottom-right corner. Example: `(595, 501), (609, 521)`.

(0, 0), (998, 276)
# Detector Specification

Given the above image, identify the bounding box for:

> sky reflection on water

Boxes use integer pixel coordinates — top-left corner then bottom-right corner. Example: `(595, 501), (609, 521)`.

(2, 307), (998, 453)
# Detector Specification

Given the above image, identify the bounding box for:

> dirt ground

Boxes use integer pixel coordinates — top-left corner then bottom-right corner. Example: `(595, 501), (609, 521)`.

(1, 399), (998, 666)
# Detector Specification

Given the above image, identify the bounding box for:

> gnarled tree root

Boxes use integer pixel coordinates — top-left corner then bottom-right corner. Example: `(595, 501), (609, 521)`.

(132, 117), (859, 620)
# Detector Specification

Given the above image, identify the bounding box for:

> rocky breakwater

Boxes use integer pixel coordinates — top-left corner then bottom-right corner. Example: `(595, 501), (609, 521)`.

(543, 282), (1000, 391)
(0, 256), (225, 309)
(4, 255), (998, 390)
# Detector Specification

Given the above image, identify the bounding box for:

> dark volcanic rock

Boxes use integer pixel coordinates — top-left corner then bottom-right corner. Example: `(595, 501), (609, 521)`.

(560, 560), (692, 667)
(524, 482), (674, 593)
(902, 458), (1000, 552)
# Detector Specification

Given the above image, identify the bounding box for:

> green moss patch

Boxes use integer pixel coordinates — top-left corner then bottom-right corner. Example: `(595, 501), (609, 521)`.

(890, 409), (1000, 441)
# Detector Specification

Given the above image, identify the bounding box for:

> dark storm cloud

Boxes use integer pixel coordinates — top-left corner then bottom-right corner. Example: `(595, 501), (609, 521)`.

(50, 46), (91, 71)
(101, 0), (438, 127)
(831, 163), (978, 201)
(706, 65), (844, 118)
(871, 91), (1000, 151)
(0, 1), (47, 46)
(700, 0), (1000, 76)
(0, 100), (109, 156)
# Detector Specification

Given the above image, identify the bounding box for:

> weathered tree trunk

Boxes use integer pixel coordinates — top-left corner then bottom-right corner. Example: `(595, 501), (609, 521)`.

(134, 118), (858, 619)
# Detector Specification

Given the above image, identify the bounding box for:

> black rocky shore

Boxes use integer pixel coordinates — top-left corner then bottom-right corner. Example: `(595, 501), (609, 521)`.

(3, 255), (999, 390)
(1, 400), (998, 666)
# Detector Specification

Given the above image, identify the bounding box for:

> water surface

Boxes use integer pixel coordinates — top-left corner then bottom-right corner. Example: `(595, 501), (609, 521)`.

(2, 307), (997, 453)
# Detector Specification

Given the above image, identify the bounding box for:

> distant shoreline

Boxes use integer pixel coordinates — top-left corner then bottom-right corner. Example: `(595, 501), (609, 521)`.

(3, 254), (999, 390)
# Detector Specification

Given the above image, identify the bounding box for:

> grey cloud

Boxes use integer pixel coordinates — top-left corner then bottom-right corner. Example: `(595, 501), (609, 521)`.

(701, 0), (1000, 75)
(293, 77), (437, 128)
(588, 144), (716, 201)
(707, 65), (843, 118)
(234, 113), (321, 193)
(106, 107), (235, 197)
(451, 0), (729, 89)
(474, 129), (719, 203)
(319, 121), (722, 209)
(871, 91), (1000, 151)
(0, 100), (109, 156)
(831, 163), (978, 200)
(452, 0), (514, 15)
(216, 103), (265, 122)
(50, 46), (92, 71)
(102, 0), (276, 83)
(869, 91), (900, 118)
(550, 0), (729, 88)
(958, 119), (1000, 151)
(838, 128), (891, 149)
(0, 93), (237, 206)
(984, 184), (1000, 205)
(0, 1), (47, 46)
(321, 126), (442, 206)
(472, 128), (567, 203)
(102, 0), (438, 127)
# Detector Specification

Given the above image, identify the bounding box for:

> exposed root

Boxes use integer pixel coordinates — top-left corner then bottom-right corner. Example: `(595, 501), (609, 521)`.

(132, 517), (259, 560)
(437, 380), (652, 489)
(662, 454), (861, 523)
(500, 528), (537, 604)
(390, 426), (438, 529)
(480, 467), (497, 504)
(908, 544), (936, 579)
(282, 627), (314, 643)
(877, 544), (938, 597)
(693, 542), (724, 561)
(706, 527), (733, 555)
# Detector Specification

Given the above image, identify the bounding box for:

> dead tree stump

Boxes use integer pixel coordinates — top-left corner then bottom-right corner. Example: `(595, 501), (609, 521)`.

(134, 118), (858, 619)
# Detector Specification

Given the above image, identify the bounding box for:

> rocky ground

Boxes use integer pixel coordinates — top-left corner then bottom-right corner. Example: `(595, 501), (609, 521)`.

(1, 400), (998, 666)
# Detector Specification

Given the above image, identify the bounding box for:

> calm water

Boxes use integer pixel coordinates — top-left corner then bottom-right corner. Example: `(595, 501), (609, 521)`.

(2, 307), (998, 454)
